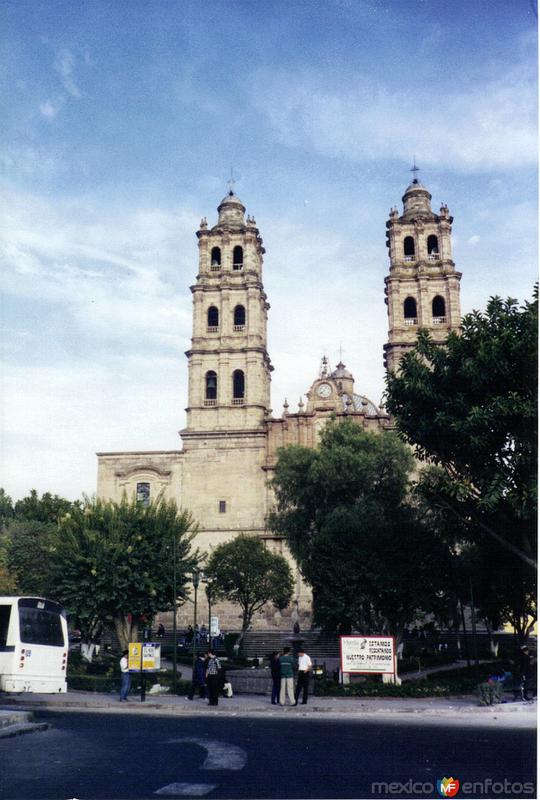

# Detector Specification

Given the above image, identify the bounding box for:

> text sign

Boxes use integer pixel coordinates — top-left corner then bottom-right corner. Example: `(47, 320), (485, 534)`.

(210, 616), (219, 636)
(128, 642), (161, 672)
(340, 636), (395, 674)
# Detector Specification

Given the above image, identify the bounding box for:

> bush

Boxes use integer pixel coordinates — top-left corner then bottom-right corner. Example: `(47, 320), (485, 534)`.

(67, 673), (118, 692)
(313, 679), (453, 698)
(476, 681), (504, 706)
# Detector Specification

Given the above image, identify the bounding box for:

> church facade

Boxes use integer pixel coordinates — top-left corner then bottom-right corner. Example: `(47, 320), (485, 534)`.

(96, 176), (462, 629)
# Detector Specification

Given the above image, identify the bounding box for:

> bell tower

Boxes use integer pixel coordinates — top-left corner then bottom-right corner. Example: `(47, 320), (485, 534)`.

(383, 169), (462, 372)
(184, 190), (273, 436)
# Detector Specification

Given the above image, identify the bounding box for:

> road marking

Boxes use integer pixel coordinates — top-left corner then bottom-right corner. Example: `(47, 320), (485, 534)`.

(165, 738), (247, 771)
(155, 783), (217, 796)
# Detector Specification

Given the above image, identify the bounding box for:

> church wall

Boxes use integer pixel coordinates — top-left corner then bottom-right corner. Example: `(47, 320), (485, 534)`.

(96, 451), (183, 505)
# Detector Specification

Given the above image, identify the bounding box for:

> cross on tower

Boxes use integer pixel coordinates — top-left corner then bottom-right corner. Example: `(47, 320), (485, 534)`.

(410, 159), (420, 180)
(227, 167), (237, 194)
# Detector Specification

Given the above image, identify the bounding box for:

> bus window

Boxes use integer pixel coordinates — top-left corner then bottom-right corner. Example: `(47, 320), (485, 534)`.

(0, 605), (11, 647)
(19, 605), (64, 647)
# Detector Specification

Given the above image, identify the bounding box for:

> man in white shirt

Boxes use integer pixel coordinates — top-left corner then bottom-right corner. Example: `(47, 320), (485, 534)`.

(295, 647), (313, 705)
(119, 649), (131, 701)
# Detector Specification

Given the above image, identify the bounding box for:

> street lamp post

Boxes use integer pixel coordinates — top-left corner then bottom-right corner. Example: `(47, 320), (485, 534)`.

(172, 532), (178, 694)
(206, 580), (214, 649)
(191, 568), (200, 679)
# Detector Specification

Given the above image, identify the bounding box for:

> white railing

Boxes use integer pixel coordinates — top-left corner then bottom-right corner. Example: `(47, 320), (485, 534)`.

(427, 253), (440, 261)
(207, 326), (218, 333)
(404, 318), (418, 326)
(232, 398), (245, 405)
(403, 255), (415, 262)
(204, 399), (217, 406)
(233, 264), (243, 271)
(233, 324), (245, 332)
(432, 316), (447, 324)
(210, 265), (220, 271)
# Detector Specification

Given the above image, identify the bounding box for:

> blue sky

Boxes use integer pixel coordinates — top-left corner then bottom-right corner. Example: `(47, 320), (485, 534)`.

(1, 0), (537, 500)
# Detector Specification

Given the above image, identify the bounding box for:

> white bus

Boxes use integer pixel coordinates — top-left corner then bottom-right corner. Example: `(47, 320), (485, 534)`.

(0, 597), (68, 693)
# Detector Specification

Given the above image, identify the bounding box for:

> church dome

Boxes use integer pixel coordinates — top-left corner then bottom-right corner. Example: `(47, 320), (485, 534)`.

(217, 191), (246, 228)
(330, 361), (353, 379)
(402, 178), (434, 218)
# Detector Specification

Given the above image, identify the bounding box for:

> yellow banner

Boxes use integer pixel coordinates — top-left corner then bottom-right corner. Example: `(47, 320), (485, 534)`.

(128, 642), (161, 671)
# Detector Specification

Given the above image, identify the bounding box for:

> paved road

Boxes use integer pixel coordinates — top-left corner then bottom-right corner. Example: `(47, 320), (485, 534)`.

(0, 710), (535, 799)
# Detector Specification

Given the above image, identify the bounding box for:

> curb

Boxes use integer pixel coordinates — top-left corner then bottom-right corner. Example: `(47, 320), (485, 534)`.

(0, 721), (50, 739)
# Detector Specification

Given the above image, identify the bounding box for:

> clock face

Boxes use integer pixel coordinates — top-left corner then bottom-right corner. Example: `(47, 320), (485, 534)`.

(317, 382), (332, 399)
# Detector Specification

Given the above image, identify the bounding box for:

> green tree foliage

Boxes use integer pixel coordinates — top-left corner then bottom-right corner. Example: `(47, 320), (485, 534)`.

(385, 292), (537, 641)
(13, 489), (76, 524)
(0, 489), (76, 597)
(269, 419), (451, 641)
(4, 520), (57, 596)
(47, 496), (198, 649)
(204, 534), (294, 649)
(0, 488), (14, 528)
(385, 293), (537, 568)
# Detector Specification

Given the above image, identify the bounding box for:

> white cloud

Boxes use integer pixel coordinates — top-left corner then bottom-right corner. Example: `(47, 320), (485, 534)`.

(39, 98), (63, 118)
(467, 235), (481, 245)
(253, 63), (537, 171)
(54, 48), (81, 98)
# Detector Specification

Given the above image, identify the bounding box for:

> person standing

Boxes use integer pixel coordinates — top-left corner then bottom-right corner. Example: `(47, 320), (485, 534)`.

(119, 649), (131, 702)
(295, 647), (312, 705)
(514, 645), (534, 701)
(279, 646), (295, 706)
(270, 651), (281, 705)
(205, 648), (222, 706)
(188, 653), (207, 700)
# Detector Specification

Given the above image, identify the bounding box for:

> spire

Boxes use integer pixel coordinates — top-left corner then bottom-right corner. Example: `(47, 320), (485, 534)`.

(402, 161), (433, 218)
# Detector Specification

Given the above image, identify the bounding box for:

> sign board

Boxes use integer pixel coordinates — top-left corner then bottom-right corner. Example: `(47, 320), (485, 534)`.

(340, 636), (395, 675)
(128, 642), (161, 672)
(210, 616), (220, 636)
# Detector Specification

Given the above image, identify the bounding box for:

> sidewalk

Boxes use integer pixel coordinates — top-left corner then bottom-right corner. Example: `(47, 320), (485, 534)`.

(1, 689), (536, 725)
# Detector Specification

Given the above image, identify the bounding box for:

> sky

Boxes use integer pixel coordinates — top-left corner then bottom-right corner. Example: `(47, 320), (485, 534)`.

(1, 0), (537, 501)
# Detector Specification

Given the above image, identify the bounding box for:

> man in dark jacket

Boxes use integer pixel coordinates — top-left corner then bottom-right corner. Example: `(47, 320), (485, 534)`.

(187, 653), (207, 700)
(270, 651), (281, 705)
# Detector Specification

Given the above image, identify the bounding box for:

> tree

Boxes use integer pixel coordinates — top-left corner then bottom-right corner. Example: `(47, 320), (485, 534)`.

(204, 534), (294, 650)
(4, 520), (57, 596)
(47, 496), (198, 649)
(13, 489), (76, 524)
(385, 293), (537, 569)
(385, 292), (537, 641)
(0, 489), (77, 597)
(269, 419), (452, 642)
(0, 488), (14, 528)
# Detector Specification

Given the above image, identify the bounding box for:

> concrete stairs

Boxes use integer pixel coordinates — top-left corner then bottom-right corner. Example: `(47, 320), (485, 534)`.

(241, 630), (340, 662)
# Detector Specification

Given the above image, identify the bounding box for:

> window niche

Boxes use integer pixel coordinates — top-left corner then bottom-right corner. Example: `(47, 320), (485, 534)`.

(233, 305), (246, 329)
(136, 482), (150, 507)
(403, 296), (418, 324)
(205, 370), (217, 403)
(233, 246), (243, 270)
(207, 306), (219, 329)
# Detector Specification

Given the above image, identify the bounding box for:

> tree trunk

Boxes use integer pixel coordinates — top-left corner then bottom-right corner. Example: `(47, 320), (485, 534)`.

(114, 614), (138, 651)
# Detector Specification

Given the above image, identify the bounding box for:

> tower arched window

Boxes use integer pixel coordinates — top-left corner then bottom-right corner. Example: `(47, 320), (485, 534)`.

(233, 305), (246, 328)
(207, 306), (219, 329)
(233, 246), (243, 270)
(233, 369), (245, 402)
(205, 370), (217, 401)
(432, 295), (446, 320)
(427, 234), (439, 255)
(210, 247), (221, 268)
(403, 297), (417, 324)
(404, 236), (415, 258)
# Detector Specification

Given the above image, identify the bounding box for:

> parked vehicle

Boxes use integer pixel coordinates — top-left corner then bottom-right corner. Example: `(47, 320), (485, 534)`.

(0, 597), (68, 693)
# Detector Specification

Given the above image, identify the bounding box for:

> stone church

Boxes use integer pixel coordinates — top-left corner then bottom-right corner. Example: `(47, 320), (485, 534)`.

(96, 174), (462, 629)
